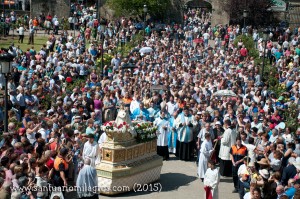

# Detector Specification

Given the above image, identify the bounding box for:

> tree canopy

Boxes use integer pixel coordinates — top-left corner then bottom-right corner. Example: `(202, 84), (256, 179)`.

(107, 0), (172, 21)
(223, 0), (275, 27)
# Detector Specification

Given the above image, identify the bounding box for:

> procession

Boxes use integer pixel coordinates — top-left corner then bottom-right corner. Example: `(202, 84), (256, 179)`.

(0, 1), (299, 199)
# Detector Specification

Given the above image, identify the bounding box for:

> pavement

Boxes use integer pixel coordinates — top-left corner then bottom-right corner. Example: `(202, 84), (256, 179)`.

(68, 154), (239, 199)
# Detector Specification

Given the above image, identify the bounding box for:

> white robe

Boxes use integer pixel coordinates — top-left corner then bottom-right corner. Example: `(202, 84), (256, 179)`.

(198, 139), (213, 178)
(98, 132), (107, 148)
(204, 168), (220, 199)
(82, 141), (100, 167)
(154, 117), (170, 146)
(97, 132), (107, 163)
(219, 127), (232, 161)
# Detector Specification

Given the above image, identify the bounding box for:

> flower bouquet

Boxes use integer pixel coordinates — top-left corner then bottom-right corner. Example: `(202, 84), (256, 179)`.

(102, 121), (133, 134)
(132, 122), (157, 143)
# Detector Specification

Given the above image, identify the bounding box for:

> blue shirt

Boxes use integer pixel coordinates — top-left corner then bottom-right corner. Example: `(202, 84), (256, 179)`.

(285, 187), (296, 199)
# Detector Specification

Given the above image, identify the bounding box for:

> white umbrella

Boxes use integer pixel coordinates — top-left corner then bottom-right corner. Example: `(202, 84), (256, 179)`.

(213, 89), (237, 97)
(139, 47), (153, 54)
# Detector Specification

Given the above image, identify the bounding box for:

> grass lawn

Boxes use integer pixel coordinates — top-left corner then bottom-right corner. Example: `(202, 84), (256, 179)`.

(0, 35), (48, 51)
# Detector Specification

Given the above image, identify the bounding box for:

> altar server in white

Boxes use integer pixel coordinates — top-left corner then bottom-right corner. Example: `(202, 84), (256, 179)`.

(198, 133), (213, 180)
(204, 160), (220, 199)
(83, 134), (100, 167)
(154, 111), (170, 160)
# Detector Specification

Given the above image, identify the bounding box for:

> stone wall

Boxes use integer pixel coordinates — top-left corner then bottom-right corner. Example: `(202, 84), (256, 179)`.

(31, 0), (70, 18)
(210, 0), (230, 26)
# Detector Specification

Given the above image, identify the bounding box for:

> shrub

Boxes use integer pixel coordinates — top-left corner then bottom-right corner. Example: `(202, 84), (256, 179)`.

(283, 103), (299, 133)
(234, 35), (258, 59)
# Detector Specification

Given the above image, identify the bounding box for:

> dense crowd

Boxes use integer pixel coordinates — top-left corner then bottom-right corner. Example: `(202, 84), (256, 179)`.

(0, 4), (299, 199)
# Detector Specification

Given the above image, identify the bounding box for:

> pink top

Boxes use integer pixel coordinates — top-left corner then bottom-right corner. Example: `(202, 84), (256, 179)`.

(94, 99), (103, 110)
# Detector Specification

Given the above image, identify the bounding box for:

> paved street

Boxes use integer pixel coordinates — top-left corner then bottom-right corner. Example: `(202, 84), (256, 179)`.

(98, 154), (239, 199)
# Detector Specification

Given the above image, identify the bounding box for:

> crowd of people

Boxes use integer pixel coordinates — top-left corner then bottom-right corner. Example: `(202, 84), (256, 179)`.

(0, 4), (299, 199)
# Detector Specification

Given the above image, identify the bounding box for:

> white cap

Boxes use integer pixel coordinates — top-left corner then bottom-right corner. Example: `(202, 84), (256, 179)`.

(215, 121), (221, 125)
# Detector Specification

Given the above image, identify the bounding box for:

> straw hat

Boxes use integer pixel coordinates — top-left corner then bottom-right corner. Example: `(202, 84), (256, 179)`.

(257, 158), (270, 166)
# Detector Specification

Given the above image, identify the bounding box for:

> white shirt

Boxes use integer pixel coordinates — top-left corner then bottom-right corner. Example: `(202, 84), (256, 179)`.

(38, 128), (47, 141)
(166, 101), (178, 116)
(16, 93), (26, 106)
(82, 141), (99, 167)
(18, 27), (24, 35)
(203, 32), (210, 40)
(251, 122), (263, 132)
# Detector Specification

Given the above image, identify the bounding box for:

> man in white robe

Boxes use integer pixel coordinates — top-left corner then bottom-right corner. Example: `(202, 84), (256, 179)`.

(82, 134), (100, 167)
(218, 119), (233, 177)
(154, 111), (170, 160)
(204, 160), (220, 199)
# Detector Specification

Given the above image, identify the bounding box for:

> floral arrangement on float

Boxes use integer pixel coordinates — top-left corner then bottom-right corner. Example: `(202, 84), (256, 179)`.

(132, 121), (157, 143)
(102, 121), (134, 134)
(101, 107), (158, 143)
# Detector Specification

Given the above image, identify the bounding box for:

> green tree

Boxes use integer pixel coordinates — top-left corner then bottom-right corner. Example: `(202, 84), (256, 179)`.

(234, 35), (259, 58)
(223, 0), (274, 26)
(107, 0), (171, 21)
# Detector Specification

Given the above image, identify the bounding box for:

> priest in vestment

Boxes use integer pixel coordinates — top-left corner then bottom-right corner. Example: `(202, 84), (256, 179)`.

(131, 102), (150, 121)
(147, 102), (159, 122)
(82, 134), (100, 167)
(154, 111), (170, 160)
(204, 160), (220, 199)
(168, 111), (178, 154)
(175, 107), (194, 161)
(76, 158), (98, 199)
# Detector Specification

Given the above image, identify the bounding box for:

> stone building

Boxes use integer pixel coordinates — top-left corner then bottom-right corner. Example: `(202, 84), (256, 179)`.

(30, 0), (70, 18)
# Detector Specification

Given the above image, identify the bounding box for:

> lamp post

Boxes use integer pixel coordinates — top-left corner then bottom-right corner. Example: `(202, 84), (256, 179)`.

(143, 4), (148, 24)
(143, 4), (147, 36)
(262, 30), (269, 81)
(182, 4), (187, 28)
(100, 19), (106, 77)
(73, 14), (76, 37)
(243, 10), (248, 32)
(0, 53), (14, 132)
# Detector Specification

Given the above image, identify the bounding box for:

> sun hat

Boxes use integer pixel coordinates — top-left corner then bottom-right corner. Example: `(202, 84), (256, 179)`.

(259, 169), (270, 179)
(257, 158), (270, 166)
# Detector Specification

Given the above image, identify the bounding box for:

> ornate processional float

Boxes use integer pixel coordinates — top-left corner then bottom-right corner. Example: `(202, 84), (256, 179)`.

(96, 108), (163, 195)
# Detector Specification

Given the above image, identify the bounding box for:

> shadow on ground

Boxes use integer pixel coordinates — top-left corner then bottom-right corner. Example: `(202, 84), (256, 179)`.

(220, 178), (233, 183)
(104, 172), (197, 197)
(159, 172), (197, 191)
